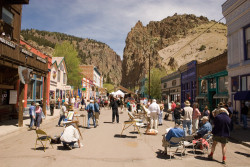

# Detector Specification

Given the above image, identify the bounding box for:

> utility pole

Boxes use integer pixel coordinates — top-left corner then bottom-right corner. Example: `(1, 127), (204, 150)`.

(148, 48), (151, 99)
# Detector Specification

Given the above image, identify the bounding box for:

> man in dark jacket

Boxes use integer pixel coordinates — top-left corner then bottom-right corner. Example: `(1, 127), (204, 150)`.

(111, 97), (119, 123)
(174, 102), (182, 125)
(241, 103), (249, 129)
(208, 109), (231, 164)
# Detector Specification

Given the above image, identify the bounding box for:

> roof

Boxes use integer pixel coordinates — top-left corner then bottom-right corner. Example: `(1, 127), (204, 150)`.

(52, 57), (67, 73)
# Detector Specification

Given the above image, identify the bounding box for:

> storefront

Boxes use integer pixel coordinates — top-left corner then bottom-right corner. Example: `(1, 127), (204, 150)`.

(196, 52), (228, 111)
(179, 60), (197, 107)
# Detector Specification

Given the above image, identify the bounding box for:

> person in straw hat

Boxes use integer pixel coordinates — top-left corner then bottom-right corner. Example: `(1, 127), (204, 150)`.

(182, 100), (193, 136)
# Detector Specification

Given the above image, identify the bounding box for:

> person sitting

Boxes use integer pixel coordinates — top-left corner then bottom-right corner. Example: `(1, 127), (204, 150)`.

(194, 116), (212, 139)
(165, 123), (184, 145)
(60, 124), (81, 150)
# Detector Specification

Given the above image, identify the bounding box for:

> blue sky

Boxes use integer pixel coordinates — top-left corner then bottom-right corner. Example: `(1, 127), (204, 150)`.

(21, 0), (226, 58)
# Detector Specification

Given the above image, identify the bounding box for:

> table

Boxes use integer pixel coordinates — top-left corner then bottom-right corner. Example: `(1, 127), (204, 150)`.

(74, 114), (87, 127)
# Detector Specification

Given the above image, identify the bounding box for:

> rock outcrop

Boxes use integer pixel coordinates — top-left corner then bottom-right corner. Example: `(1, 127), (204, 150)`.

(121, 14), (227, 88)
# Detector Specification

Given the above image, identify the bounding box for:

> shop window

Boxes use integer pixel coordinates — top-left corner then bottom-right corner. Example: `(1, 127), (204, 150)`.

(210, 78), (216, 89)
(231, 76), (239, 92)
(244, 26), (250, 60)
(36, 81), (42, 99)
(0, 89), (9, 105)
(241, 76), (247, 91)
(201, 80), (208, 93)
(219, 76), (228, 93)
(2, 7), (13, 26)
(27, 80), (34, 99)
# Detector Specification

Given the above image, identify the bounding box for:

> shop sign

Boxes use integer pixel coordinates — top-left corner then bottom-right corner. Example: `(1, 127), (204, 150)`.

(36, 56), (46, 63)
(0, 37), (16, 48)
(21, 48), (33, 57)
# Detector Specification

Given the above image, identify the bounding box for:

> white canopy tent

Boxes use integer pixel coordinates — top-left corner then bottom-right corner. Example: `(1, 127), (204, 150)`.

(113, 90), (125, 97)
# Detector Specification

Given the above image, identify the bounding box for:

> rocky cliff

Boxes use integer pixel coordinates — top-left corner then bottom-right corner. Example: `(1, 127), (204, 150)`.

(121, 14), (227, 88)
(21, 29), (122, 85)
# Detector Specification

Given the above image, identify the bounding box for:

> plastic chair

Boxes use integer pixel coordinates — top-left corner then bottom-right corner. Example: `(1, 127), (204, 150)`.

(35, 129), (53, 152)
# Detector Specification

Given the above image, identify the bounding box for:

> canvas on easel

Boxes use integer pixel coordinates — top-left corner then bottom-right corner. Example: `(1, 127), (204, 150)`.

(67, 111), (74, 121)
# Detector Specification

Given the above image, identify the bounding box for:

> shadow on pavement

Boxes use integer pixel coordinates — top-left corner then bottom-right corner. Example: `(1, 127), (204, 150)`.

(114, 134), (137, 138)
(194, 155), (221, 164)
(155, 149), (183, 160)
(103, 122), (113, 124)
(31, 147), (50, 151)
(235, 151), (250, 157)
(57, 146), (71, 151)
(187, 150), (204, 155)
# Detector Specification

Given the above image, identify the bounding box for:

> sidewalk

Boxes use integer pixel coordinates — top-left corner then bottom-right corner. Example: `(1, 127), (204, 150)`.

(0, 109), (60, 140)
(229, 123), (250, 147)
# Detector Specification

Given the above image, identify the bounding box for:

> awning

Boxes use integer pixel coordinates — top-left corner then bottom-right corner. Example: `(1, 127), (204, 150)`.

(234, 91), (250, 100)
(213, 94), (229, 99)
(196, 94), (207, 100)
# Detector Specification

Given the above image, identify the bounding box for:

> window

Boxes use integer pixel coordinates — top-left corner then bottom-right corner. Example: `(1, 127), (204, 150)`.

(201, 80), (207, 93)
(210, 78), (216, 89)
(63, 73), (66, 84)
(172, 80), (176, 86)
(57, 70), (60, 82)
(2, 7), (13, 25)
(231, 76), (239, 92)
(36, 81), (42, 99)
(241, 76), (247, 91)
(245, 26), (250, 60)
(164, 83), (167, 88)
(219, 76), (228, 92)
(0, 89), (9, 105)
(27, 80), (34, 99)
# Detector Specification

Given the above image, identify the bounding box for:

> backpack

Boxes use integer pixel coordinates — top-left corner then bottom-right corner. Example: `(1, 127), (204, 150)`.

(88, 105), (94, 113)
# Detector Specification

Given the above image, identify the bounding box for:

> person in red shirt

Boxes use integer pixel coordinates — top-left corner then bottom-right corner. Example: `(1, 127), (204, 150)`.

(171, 101), (176, 121)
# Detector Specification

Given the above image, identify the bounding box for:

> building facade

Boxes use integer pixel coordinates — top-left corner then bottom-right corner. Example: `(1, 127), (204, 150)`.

(222, 0), (250, 118)
(0, 0), (50, 126)
(80, 65), (103, 99)
(179, 60), (197, 107)
(50, 57), (71, 104)
(161, 71), (181, 104)
(196, 52), (228, 111)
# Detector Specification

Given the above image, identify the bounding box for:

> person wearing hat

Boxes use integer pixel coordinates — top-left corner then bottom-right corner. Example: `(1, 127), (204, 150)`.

(208, 105), (231, 164)
(86, 99), (96, 128)
(194, 116), (212, 139)
(148, 99), (160, 130)
(57, 102), (68, 127)
(173, 102), (182, 125)
(182, 100), (193, 136)
(34, 102), (43, 130)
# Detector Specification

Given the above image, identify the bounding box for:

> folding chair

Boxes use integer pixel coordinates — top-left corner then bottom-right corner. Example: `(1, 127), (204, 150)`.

(162, 135), (184, 159)
(195, 131), (213, 155)
(120, 112), (144, 136)
(35, 129), (53, 152)
(183, 135), (195, 155)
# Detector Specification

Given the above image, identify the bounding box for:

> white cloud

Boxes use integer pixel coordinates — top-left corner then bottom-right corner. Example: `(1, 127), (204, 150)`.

(22, 0), (226, 58)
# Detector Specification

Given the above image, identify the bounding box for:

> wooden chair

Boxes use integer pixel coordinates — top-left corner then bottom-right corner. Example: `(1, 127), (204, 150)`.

(120, 112), (144, 136)
(35, 129), (53, 152)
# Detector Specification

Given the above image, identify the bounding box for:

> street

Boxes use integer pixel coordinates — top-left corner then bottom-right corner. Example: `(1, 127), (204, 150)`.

(0, 107), (250, 167)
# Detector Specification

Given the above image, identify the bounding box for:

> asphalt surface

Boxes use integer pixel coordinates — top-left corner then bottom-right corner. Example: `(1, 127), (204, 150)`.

(0, 107), (250, 167)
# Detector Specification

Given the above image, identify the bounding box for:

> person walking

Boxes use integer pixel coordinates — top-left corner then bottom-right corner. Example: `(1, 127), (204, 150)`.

(174, 102), (182, 125)
(29, 102), (35, 130)
(50, 97), (56, 116)
(208, 108), (231, 164)
(57, 102), (68, 127)
(94, 99), (100, 126)
(182, 100), (193, 136)
(171, 101), (176, 122)
(35, 103), (43, 130)
(80, 96), (85, 110)
(192, 102), (201, 133)
(110, 97), (119, 123)
(148, 99), (160, 130)
(241, 103), (249, 129)
(86, 99), (96, 128)
(158, 101), (164, 126)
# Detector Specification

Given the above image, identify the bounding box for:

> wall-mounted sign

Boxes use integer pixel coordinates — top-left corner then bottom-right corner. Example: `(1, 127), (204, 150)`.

(21, 48), (33, 57)
(0, 37), (16, 49)
(36, 56), (46, 63)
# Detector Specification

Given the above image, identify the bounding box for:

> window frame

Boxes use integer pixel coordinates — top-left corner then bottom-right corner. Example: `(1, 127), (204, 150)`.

(243, 25), (250, 60)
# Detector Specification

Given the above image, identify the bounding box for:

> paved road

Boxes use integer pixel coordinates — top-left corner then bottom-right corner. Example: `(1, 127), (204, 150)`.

(0, 107), (250, 167)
